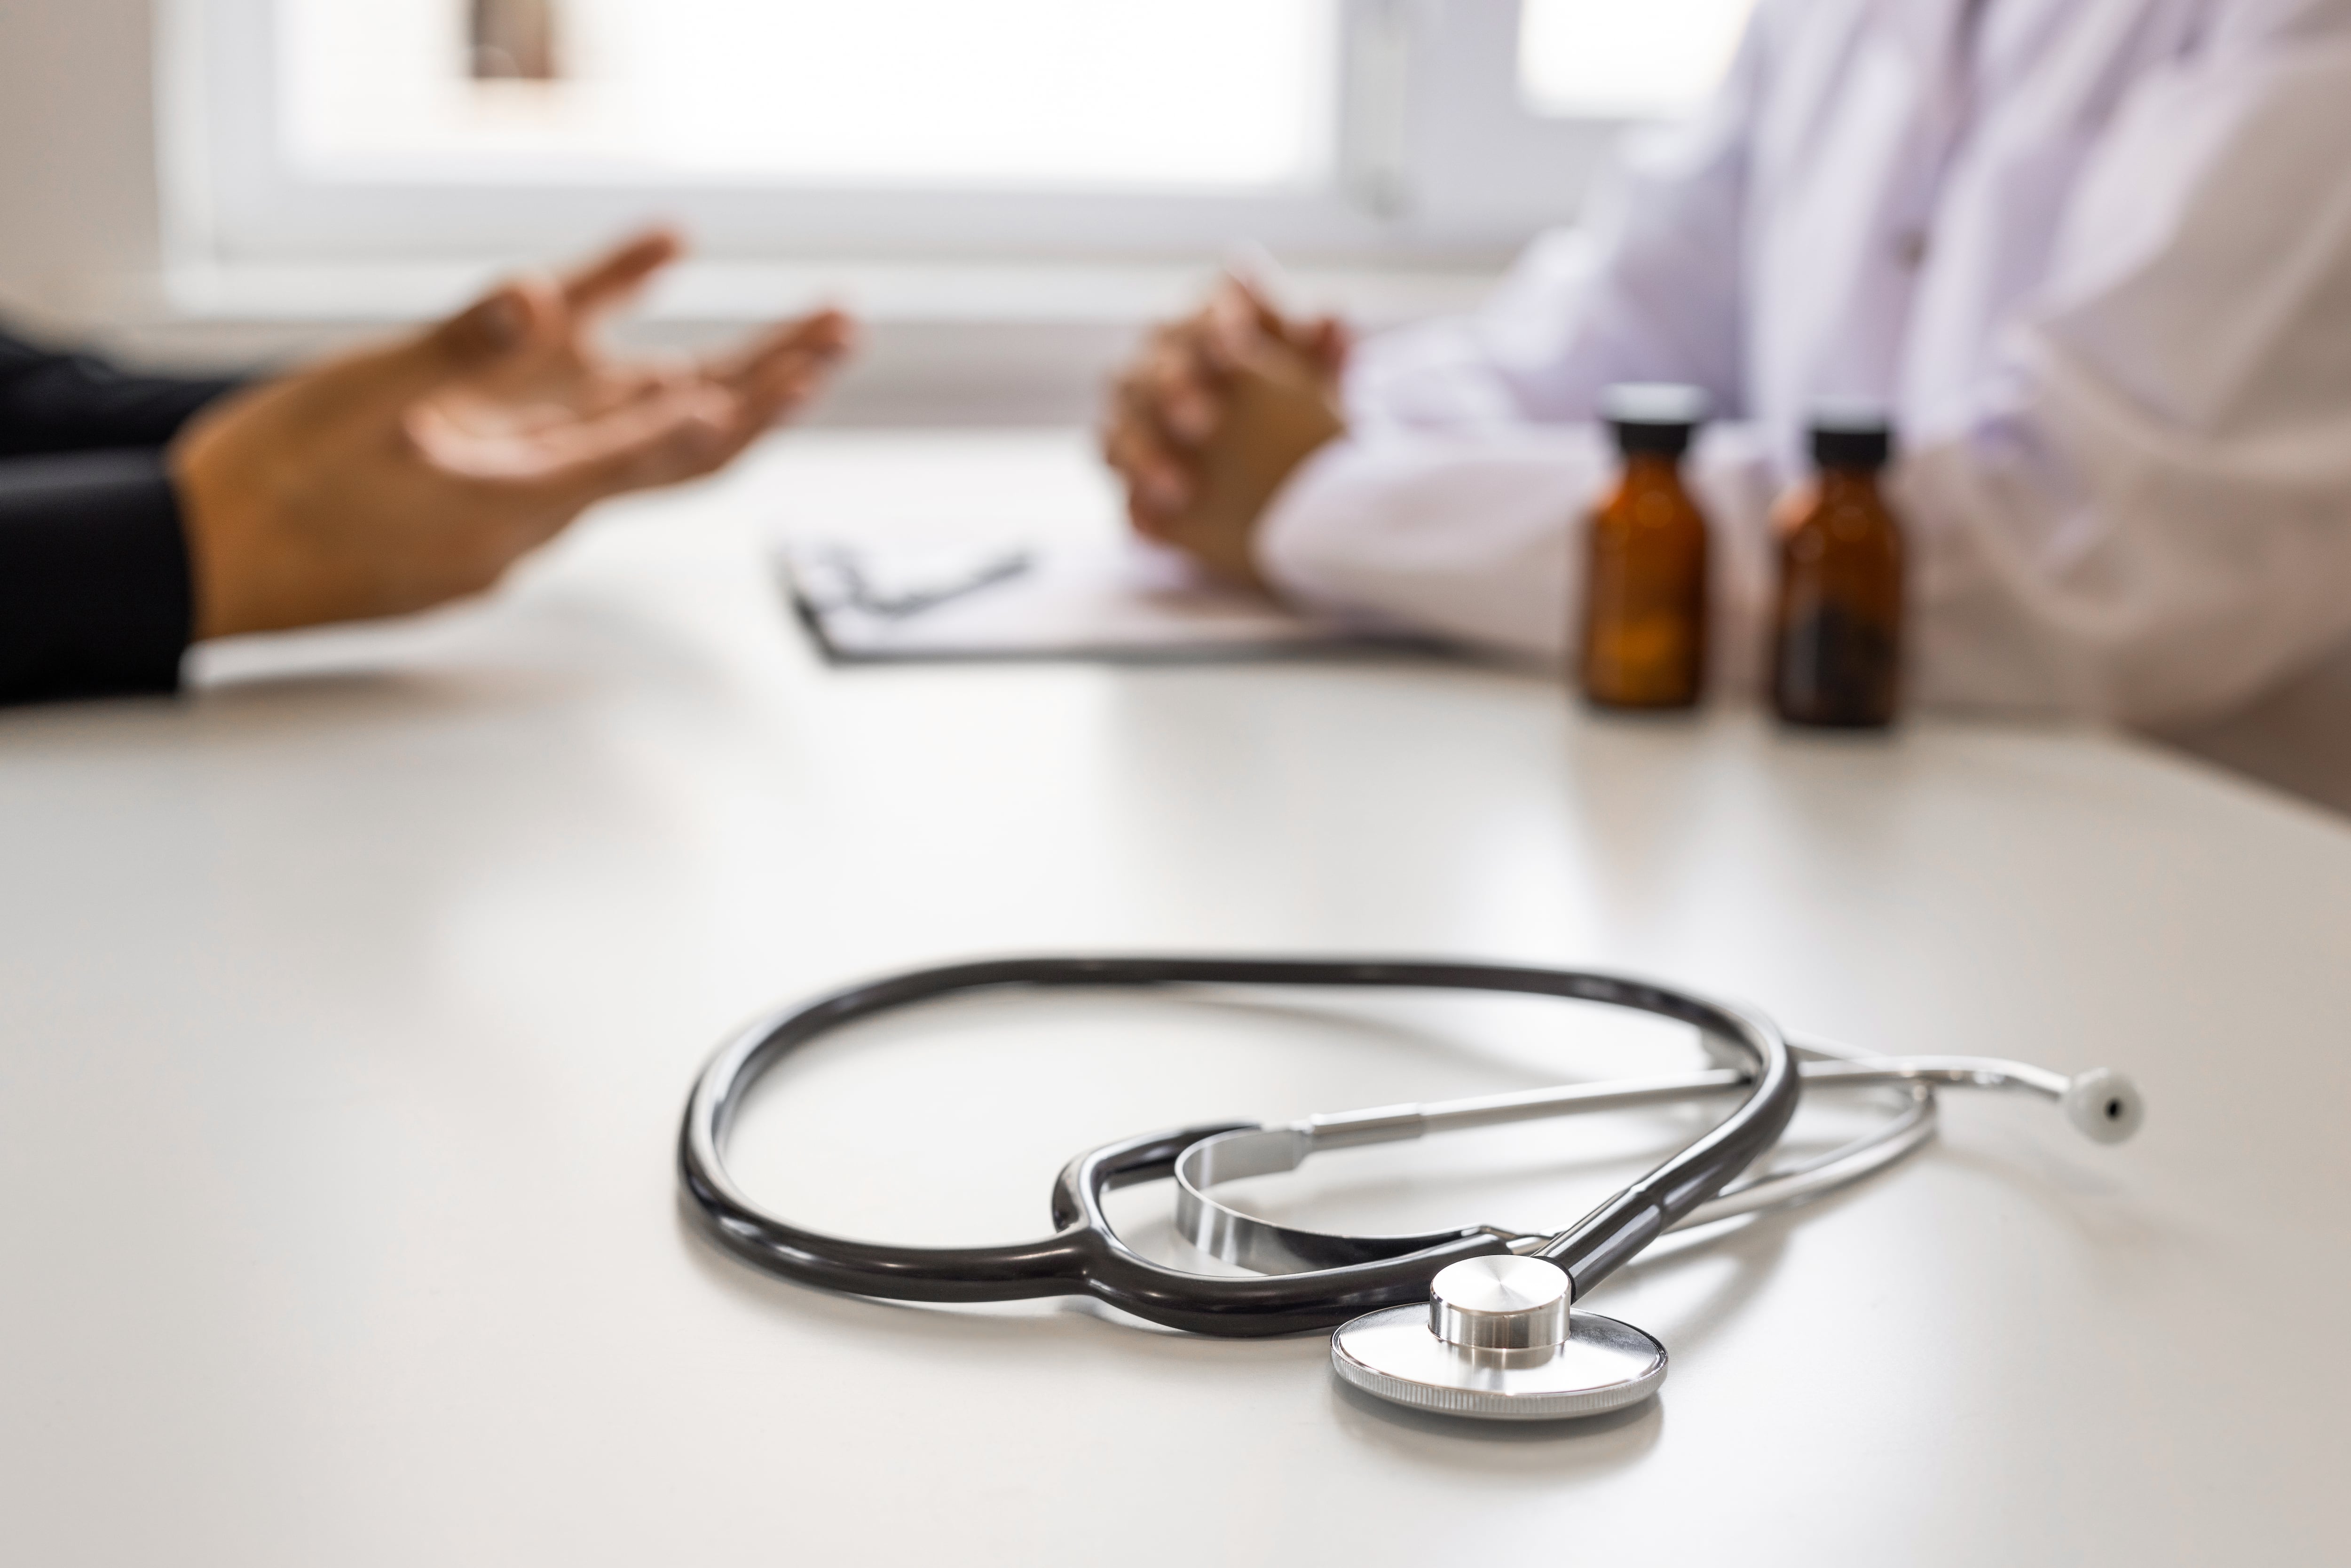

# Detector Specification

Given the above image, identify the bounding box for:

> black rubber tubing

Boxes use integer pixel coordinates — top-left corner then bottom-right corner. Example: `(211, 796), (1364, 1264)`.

(678, 956), (1800, 1337)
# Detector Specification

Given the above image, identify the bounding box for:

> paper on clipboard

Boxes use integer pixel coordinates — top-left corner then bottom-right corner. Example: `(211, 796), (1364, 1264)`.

(781, 538), (1421, 664)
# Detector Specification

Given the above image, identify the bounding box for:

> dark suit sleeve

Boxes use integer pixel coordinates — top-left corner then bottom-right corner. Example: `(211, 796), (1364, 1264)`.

(0, 329), (242, 458)
(0, 326), (242, 706)
(0, 451), (196, 705)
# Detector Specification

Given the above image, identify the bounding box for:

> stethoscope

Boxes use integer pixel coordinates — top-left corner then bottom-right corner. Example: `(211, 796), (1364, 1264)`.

(679, 957), (2143, 1421)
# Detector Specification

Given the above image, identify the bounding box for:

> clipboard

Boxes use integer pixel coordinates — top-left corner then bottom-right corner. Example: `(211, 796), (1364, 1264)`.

(780, 538), (1433, 665)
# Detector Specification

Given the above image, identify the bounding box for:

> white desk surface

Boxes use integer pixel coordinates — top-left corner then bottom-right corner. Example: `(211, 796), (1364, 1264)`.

(3, 432), (2345, 1567)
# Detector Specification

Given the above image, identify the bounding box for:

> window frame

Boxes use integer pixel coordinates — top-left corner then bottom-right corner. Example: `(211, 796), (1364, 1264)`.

(163, 0), (1643, 273)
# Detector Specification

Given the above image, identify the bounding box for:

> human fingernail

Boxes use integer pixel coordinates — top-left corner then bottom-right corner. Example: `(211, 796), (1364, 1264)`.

(479, 290), (527, 349)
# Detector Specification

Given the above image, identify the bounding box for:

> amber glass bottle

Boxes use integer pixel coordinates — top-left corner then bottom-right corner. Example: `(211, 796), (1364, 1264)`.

(1578, 385), (1711, 709)
(1771, 410), (1904, 727)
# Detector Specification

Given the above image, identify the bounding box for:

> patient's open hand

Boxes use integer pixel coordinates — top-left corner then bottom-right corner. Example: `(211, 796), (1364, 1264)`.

(171, 228), (855, 639)
(1101, 276), (1349, 591)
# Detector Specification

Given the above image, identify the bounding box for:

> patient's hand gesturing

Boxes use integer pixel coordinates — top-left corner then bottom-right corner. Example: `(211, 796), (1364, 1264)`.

(171, 228), (855, 639)
(1101, 276), (1349, 591)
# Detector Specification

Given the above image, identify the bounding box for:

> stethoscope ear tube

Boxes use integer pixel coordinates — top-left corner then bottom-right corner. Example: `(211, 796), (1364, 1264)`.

(677, 956), (1800, 1335)
(1525, 980), (1801, 1297)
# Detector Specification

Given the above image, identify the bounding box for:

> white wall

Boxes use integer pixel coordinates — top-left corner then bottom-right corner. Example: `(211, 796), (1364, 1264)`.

(0, 0), (168, 328)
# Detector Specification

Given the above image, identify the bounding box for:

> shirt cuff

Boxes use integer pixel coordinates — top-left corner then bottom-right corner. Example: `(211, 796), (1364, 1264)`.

(1252, 430), (1615, 659)
(0, 449), (194, 705)
(1253, 424), (1783, 684)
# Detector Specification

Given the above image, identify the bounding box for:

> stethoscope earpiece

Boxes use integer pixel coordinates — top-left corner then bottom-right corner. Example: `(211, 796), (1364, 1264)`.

(2061, 1067), (2145, 1144)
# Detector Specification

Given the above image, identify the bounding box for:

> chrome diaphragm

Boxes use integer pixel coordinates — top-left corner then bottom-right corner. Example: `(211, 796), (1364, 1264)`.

(1330, 1255), (1668, 1420)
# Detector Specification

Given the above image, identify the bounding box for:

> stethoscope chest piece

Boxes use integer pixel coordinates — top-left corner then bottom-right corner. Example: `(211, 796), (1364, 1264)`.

(1330, 1256), (1667, 1421)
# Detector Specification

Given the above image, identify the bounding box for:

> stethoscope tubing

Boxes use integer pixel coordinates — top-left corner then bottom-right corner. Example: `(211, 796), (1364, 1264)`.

(1170, 1076), (1942, 1276)
(678, 955), (1799, 1336)
(1165, 1039), (2091, 1276)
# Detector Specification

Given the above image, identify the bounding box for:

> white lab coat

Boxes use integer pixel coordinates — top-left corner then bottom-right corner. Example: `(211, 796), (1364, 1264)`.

(1259, 0), (2351, 755)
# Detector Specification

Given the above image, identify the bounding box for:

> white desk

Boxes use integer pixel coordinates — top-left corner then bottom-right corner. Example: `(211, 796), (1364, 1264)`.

(3, 432), (2345, 1566)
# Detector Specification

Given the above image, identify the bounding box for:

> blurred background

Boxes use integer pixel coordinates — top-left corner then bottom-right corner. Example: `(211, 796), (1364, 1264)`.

(0, 0), (1751, 422)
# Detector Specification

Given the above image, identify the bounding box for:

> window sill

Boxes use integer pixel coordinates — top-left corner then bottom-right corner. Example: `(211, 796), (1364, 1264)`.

(88, 257), (1499, 425)
(150, 256), (1496, 329)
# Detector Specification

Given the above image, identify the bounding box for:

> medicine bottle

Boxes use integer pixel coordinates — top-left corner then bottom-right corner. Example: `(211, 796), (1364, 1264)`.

(1578, 384), (1711, 709)
(1770, 407), (1904, 727)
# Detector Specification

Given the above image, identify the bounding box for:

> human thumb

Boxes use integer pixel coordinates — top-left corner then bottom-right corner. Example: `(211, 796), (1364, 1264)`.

(1304, 315), (1351, 377)
(292, 276), (548, 427)
(406, 277), (546, 378)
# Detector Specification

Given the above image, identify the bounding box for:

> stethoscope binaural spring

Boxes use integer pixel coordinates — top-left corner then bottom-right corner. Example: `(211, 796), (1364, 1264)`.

(678, 955), (2142, 1419)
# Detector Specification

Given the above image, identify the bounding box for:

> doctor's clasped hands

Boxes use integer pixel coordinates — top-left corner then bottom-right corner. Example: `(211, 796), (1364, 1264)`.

(1100, 276), (1348, 595)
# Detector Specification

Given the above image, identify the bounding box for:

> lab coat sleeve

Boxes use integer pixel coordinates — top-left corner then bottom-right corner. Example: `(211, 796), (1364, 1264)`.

(1257, 425), (1779, 675)
(1256, 7), (1768, 662)
(1343, 6), (1761, 433)
(1901, 13), (2351, 726)
(1254, 429), (1607, 657)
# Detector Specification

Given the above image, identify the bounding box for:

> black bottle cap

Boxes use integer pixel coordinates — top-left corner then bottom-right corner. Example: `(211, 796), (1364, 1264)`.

(1602, 383), (1709, 457)
(1809, 399), (1894, 469)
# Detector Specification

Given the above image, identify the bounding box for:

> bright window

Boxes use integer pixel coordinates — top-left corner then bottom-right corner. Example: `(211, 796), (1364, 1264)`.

(283, 0), (1339, 191)
(170, 0), (1758, 270)
(1518, 0), (1756, 120)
